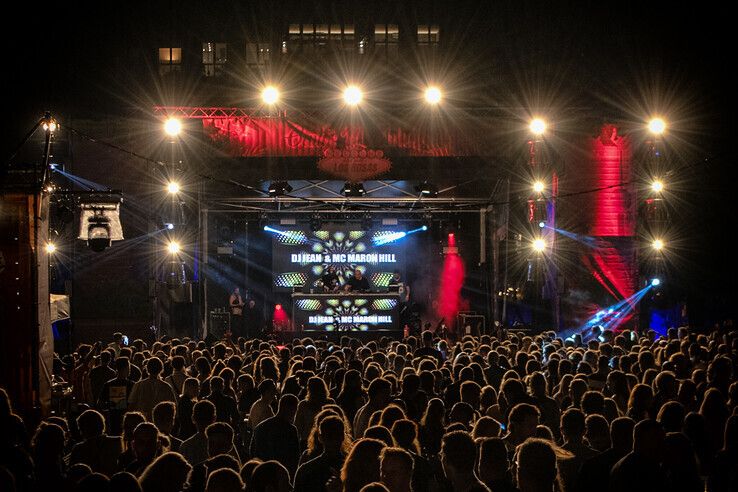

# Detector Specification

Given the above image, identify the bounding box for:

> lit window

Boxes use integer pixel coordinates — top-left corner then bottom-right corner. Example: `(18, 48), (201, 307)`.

(202, 43), (227, 76)
(246, 41), (270, 66)
(417, 24), (440, 48)
(374, 24), (399, 61)
(286, 23), (355, 53)
(159, 48), (182, 75)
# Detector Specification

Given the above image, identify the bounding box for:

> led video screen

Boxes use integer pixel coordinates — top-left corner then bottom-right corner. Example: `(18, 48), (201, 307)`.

(269, 225), (407, 292)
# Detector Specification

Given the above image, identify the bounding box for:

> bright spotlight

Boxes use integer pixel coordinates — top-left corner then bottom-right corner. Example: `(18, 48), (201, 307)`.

(42, 120), (58, 133)
(533, 181), (545, 193)
(530, 118), (546, 136)
(164, 118), (182, 137)
(45, 243), (56, 254)
(651, 278), (661, 287)
(538, 221), (546, 228)
(651, 180), (664, 193)
(343, 85), (363, 106)
(424, 86), (442, 104)
(165, 223), (175, 230)
(648, 117), (666, 135)
(652, 239), (664, 251)
(167, 182), (180, 194)
(261, 85), (280, 105)
(532, 238), (546, 252)
(167, 242), (181, 254)
(421, 225), (428, 231)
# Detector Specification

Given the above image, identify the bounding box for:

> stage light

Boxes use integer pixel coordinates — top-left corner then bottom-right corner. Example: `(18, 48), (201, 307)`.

(45, 243), (56, 254)
(167, 182), (180, 194)
(268, 181), (293, 197)
(424, 86), (442, 104)
(165, 223), (175, 230)
(78, 195), (123, 252)
(530, 118), (546, 136)
(533, 181), (545, 193)
(538, 221), (546, 228)
(651, 278), (661, 287)
(167, 241), (181, 254)
(652, 239), (664, 251)
(651, 180), (664, 193)
(648, 117), (666, 135)
(532, 238), (546, 252)
(422, 225), (428, 231)
(164, 118), (182, 137)
(343, 85), (363, 106)
(42, 120), (58, 133)
(342, 182), (365, 197)
(261, 85), (280, 105)
(415, 182), (439, 197)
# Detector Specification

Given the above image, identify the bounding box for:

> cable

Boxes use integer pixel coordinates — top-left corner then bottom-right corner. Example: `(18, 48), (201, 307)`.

(4, 118), (44, 166)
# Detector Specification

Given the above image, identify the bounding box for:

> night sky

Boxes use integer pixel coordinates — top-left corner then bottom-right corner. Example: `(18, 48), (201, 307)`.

(6, 1), (736, 324)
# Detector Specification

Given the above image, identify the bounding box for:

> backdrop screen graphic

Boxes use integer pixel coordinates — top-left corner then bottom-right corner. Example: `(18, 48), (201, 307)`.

(270, 225), (406, 292)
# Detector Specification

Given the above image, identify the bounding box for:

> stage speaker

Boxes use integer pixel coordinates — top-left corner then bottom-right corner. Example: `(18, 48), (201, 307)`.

(209, 311), (231, 339)
(167, 282), (193, 303)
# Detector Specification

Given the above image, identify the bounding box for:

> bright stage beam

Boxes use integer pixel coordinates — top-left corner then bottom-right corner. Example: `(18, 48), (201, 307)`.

(530, 118), (546, 136)
(532, 238), (546, 252)
(343, 85), (363, 106)
(261, 85), (280, 105)
(164, 118), (182, 137)
(373, 226), (429, 246)
(648, 117), (666, 135)
(424, 86), (442, 104)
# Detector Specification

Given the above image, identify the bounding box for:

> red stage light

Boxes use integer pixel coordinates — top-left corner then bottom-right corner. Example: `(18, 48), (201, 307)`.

(275, 304), (282, 310)
(447, 233), (456, 248)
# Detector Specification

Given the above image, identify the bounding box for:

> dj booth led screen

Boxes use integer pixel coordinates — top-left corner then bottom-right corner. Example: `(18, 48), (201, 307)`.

(269, 225), (406, 292)
(292, 293), (401, 332)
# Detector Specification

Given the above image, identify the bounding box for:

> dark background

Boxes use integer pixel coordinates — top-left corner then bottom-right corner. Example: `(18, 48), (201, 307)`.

(4, 0), (736, 328)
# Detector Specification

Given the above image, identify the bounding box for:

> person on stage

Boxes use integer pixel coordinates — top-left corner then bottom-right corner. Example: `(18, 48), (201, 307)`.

(244, 299), (263, 338)
(346, 267), (370, 293)
(390, 270), (410, 302)
(229, 287), (245, 338)
(321, 265), (340, 292)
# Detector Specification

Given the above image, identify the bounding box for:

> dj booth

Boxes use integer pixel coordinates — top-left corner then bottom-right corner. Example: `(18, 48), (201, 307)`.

(291, 292), (402, 333)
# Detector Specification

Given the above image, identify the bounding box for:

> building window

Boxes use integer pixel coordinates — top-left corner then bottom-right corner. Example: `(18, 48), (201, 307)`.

(286, 23), (355, 54)
(417, 24), (440, 49)
(245, 41), (270, 66)
(158, 48), (182, 75)
(202, 43), (227, 76)
(375, 24), (399, 60)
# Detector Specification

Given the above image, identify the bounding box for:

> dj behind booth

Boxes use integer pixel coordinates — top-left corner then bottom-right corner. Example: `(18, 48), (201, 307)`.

(291, 267), (404, 336)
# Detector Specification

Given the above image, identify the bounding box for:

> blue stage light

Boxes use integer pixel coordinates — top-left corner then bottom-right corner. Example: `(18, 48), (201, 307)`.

(651, 278), (661, 287)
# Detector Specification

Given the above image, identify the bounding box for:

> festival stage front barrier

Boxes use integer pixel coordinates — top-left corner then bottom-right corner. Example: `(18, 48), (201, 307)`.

(291, 293), (402, 333)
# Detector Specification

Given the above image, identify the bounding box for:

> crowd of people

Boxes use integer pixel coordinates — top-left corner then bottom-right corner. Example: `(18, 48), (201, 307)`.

(1, 324), (737, 492)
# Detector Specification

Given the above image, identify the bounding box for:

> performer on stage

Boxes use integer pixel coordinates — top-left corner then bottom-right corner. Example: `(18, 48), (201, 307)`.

(229, 287), (245, 338)
(321, 265), (340, 292)
(243, 299), (263, 338)
(346, 267), (371, 293)
(389, 270), (410, 302)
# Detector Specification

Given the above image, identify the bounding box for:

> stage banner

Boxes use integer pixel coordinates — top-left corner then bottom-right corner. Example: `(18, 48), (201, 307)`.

(292, 293), (401, 332)
(269, 224), (406, 292)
